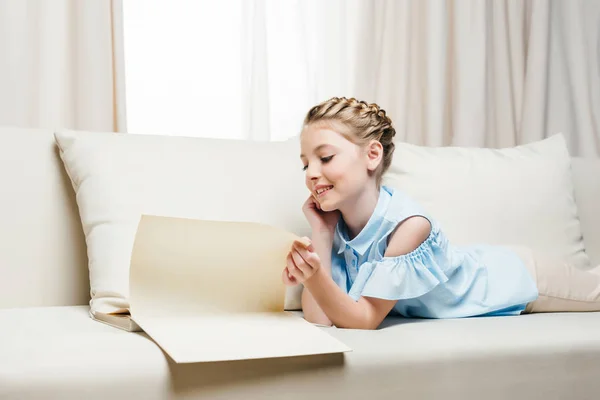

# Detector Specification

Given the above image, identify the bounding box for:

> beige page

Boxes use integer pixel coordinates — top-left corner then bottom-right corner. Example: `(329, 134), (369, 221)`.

(129, 214), (351, 363)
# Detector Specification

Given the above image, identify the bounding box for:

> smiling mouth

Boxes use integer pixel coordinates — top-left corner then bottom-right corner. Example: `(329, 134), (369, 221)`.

(316, 186), (333, 197)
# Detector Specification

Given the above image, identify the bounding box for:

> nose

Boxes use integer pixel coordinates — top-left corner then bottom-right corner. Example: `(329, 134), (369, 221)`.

(305, 162), (320, 181)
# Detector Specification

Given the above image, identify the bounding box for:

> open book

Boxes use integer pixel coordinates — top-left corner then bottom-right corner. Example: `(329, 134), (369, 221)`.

(98, 214), (351, 363)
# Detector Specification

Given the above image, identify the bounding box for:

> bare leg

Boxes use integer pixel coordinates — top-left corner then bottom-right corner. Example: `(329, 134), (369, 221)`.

(510, 246), (600, 313)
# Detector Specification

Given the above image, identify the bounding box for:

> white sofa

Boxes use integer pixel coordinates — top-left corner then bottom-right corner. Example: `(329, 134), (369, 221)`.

(1, 126), (600, 400)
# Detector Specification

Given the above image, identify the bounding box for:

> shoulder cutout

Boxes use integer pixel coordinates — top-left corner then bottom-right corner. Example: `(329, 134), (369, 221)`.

(384, 216), (432, 258)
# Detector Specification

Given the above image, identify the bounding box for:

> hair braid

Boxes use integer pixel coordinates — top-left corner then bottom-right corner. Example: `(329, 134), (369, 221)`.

(303, 97), (396, 186)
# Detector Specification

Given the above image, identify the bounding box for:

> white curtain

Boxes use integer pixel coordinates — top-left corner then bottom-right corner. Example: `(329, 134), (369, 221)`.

(243, 0), (600, 156)
(0, 0), (126, 132)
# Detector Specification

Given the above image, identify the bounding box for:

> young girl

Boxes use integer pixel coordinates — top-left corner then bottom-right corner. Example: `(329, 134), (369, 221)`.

(282, 96), (600, 330)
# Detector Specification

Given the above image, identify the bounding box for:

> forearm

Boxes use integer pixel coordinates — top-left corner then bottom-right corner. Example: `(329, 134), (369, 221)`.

(301, 231), (333, 326)
(304, 267), (372, 329)
(302, 285), (332, 326)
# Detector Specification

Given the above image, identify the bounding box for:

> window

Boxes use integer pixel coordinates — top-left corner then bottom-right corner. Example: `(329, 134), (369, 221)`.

(123, 1), (316, 141)
(123, 0), (243, 139)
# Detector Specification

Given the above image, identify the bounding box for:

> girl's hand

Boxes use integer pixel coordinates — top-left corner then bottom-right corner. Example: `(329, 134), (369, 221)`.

(282, 237), (321, 286)
(302, 195), (340, 236)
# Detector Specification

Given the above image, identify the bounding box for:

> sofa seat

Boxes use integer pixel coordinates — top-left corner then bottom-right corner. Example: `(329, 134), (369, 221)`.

(2, 306), (600, 400)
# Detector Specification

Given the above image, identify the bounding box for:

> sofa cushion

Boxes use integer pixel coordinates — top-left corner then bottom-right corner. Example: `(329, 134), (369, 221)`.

(384, 133), (590, 268)
(54, 129), (309, 319)
(572, 157), (600, 266)
(2, 306), (600, 399)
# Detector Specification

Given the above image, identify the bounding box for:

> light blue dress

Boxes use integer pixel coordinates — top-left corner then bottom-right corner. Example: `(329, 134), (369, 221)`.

(331, 186), (539, 319)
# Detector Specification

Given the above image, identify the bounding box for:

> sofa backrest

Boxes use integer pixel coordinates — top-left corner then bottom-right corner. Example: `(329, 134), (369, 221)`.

(1, 125), (599, 309)
(572, 157), (600, 266)
(0, 126), (89, 309)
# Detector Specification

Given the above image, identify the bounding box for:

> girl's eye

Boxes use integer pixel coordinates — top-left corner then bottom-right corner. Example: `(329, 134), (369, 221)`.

(302, 155), (334, 172)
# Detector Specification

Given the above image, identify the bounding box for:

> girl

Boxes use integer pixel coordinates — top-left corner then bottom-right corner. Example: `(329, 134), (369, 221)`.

(282, 96), (600, 330)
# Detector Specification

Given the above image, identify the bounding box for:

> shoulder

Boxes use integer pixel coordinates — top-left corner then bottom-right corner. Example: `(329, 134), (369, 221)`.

(384, 216), (432, 257)
(384, 186), (431, 223)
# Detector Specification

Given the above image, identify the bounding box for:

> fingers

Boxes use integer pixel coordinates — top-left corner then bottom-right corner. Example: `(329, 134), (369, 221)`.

(291, 248), (311, 275)
(310, 195), (322, 210)
(293, 236), (314, 252)
(282, 266), (298, 286)
(286, 237), (320, 284)
(286, 252), (304, 282)
(305, 194), (322, 211)
(286, 248), (316, 281)
(292, 244), (320, 272)
(304, 195), (317, 207)
(293, 238), (316, 258)
(294, 236), (311, 248)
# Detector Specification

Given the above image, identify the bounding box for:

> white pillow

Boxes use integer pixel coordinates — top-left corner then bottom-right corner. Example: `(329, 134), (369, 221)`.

(55, 129), (309, 321)
(383, 133), (590, 269)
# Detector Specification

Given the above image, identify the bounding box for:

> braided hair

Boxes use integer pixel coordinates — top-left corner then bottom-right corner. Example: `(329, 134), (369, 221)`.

(302, 97), (396, 187)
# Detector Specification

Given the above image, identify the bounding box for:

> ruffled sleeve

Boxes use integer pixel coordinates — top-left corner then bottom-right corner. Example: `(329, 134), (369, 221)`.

(348, 232), (455, 301)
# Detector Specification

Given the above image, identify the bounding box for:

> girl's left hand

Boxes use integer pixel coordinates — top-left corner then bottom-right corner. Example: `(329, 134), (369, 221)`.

(282, 237), (321, 286)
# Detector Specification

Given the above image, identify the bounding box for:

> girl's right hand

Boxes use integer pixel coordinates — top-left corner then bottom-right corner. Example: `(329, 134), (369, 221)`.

(302, 195), (340, 236)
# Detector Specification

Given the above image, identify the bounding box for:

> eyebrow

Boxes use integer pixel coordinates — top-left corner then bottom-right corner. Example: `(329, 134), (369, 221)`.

(300, 144), (334, 158)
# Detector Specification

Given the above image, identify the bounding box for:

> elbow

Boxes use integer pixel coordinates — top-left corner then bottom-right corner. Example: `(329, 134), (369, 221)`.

(363, 322), (380, 330)
(334, 316), (381, 330)
(357, 320), (381, 330)
(335, 322), (379, 330)
(303, 312), (333, 327)
(301, 289), (333, 326)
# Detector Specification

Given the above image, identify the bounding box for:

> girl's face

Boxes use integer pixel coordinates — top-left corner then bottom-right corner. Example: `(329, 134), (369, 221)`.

(300, 125), (374, 212)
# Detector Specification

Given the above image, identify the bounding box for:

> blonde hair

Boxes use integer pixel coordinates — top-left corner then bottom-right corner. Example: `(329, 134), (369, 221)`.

(302, 96), (396, 187)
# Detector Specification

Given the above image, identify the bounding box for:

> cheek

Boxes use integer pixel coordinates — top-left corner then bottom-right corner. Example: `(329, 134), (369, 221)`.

(331, 160), (368, 187)
(322, 163), (346, 183)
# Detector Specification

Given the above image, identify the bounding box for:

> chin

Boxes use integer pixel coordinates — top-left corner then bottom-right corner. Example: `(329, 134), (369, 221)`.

(320, 204), (333, 212)
(319, 200), (337, 212)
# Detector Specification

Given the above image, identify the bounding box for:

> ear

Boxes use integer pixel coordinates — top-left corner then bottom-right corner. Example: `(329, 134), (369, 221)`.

(365, 140), (383, 172)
